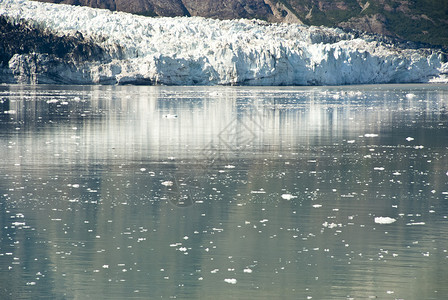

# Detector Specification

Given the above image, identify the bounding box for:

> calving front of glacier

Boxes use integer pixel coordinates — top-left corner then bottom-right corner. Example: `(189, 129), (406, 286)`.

(1, 0), (447, 85)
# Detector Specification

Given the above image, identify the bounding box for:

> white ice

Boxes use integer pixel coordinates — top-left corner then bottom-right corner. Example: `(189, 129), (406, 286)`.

(1, 0), (447, 85)
(374, 217), (396, 224)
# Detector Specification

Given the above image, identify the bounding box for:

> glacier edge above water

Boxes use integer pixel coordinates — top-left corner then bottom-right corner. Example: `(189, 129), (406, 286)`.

(1, 0), (447, 86)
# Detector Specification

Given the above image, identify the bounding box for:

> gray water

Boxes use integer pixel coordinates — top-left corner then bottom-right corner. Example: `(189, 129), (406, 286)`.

(0, 84), (447, 300)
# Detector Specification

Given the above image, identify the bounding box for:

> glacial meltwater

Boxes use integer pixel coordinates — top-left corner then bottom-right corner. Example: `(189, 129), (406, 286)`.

(0, 84), (447, 299)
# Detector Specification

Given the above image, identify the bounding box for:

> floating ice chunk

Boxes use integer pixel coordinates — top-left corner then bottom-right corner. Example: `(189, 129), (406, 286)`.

(406, 137), (414, 141)
(224, 278), (237, 284)
(374, 217), (396, 224)
(406, 93), (416, 99)
(322, 222), (338, 228)
(3, 110), (16, 114)
(224, 165), (235, 169)
(243, 268), (253, 273)
(12, 222), (25, 226)
(364, 133), (379, 137)
(406, 222), (426, 226)
(281, 194), (297, 200)
(251, 189), (266, 194)
(140, 168), (146, 172)
(162, 181), (173, 186)
(312, 204), (322, 208)
(163, 114), (178, 119)
(347, 140), (356, 144)
(374, 167), (385, 171)
(71, 184), (80, 188)
(211, 269), (219, 273)
(178, 247), (187, 252)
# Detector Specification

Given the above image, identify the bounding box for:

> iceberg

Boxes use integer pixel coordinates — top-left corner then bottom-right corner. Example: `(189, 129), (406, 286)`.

(1, 0), (447, 85)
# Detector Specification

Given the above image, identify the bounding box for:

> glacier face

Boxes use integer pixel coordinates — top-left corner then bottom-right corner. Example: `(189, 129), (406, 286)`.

(0, 0), (447, 85)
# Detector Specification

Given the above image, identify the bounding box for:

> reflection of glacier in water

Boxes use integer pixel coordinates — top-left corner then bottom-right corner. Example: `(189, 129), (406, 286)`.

(0, 84), (448, 299)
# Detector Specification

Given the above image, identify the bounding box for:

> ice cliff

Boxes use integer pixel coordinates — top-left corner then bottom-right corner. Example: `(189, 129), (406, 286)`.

(1, 0), (447, 85)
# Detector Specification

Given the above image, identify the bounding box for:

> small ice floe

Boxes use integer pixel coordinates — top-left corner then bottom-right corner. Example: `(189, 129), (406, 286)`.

(373, 167), (385, 171)
(224, 278), (237, 284)
(386, 290), (395, 294)
(374, 217), (396, 224)
(3, 110), (16, 114)
(406, 93), (416, 99)
(281, 194), (297, 200)
(406, 137), (414, 142)
(243, 268), (253, 273)
(312, 204), (322, 208)
(251, 189), (266, 194)
(12, 222), (26, 226)
(364, 133), (379, 137)
(161, 181), (173, 186)
(406, 222), (426, 226)
(224, 165), (235, 169)
(140, 168), (146, 172)
(163, 114), (178, 119)
(347, 140), (356, 144)
(322, 222), (339, 229)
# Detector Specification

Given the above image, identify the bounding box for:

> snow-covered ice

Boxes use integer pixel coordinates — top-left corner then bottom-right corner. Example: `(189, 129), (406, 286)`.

(1, 0), (447, 85)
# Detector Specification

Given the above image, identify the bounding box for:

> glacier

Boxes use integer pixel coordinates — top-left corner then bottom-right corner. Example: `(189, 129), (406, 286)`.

(0, 0), (447, 85)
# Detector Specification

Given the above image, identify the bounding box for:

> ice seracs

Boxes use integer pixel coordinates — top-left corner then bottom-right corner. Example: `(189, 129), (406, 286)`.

(1, 0), (447, 85)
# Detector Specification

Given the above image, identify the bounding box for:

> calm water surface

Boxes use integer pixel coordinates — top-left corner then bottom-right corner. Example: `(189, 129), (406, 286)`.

(0, 84), (447, 299)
